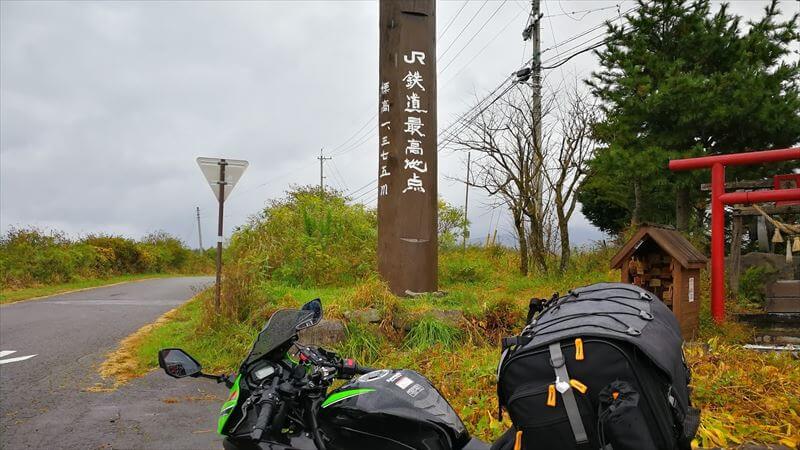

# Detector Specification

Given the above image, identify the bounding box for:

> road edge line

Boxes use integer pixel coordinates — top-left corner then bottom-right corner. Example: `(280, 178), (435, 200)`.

(89, 288), (209, 391)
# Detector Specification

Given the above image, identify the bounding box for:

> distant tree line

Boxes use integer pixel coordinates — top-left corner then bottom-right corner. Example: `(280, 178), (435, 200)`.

(0, 227), (213, 289)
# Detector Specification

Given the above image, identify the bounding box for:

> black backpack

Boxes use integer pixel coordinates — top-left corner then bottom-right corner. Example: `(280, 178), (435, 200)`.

(495, 283), (700, 450)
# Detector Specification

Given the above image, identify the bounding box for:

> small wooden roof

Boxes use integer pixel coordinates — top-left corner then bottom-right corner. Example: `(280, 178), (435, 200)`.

(611, 225), (708, 270)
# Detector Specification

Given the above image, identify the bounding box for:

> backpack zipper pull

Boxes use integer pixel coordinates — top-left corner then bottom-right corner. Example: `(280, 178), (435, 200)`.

(546, 384), (557, 407)
(574, 338), (584, 361)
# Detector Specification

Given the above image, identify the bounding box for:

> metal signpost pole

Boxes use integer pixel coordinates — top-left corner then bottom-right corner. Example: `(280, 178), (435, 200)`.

(378, 0), (437, 296)
(196, 156), (248, 315)
(215, 160), (226, 313)
(196, 206), (203, 251)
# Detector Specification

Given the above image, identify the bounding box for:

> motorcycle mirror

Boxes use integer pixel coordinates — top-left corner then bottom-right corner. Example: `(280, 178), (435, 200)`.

(158, 348), (202, 379)
(297, 298), (323, 330)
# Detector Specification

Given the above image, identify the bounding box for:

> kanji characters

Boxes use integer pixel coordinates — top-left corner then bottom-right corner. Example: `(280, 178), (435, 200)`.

(402, 71), (425, 91)
(404, 158), (428, 173)
(402, 173), (425, 193)
(404, 117), (425, 137)
(405, 93), (427, 114)
(405, 139), (423, 155)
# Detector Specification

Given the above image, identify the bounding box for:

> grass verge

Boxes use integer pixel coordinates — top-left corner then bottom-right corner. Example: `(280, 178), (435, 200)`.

(0, 273), (177, 305)
(96, 248), (800, 447)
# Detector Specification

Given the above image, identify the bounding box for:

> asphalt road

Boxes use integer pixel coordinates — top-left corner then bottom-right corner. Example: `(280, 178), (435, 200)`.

(0, 276), (228, 450)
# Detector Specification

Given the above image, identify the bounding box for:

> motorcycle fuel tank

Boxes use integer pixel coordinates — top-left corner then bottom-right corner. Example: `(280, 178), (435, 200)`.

(318, 369), (471, 450)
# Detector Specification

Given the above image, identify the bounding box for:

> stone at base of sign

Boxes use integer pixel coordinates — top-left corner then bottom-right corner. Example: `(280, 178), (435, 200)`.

(298, 320), (345, 346)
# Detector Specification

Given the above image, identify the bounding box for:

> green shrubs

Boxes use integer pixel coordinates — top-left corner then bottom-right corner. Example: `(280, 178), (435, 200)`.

(227, 187), (377, 287)
(739, 265), (779, 305)
(0, 227), (212, 289)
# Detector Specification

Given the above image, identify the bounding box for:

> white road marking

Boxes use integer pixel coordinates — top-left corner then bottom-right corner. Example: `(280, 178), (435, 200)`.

(0, 351), (37, 365)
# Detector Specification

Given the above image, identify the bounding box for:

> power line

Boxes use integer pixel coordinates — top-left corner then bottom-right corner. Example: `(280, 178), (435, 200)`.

(330, 160), (349, 192)
(348, 178), (377, 198)
(328, 113), (376, 154)
(438, 4), (641, 151)
(332, 127), (377, 157)
(439, 0), (509, 73)
(549, 3), (622, 21)
(439, 0), (489, 59)
(350, 182), (378, 202)
(439, 0), (470, 39)
(444, 8), (526, 84)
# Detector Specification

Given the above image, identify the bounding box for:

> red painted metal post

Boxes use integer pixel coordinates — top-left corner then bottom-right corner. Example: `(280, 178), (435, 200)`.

(669, 147), (800, 170)
(710, 163), (726, 323)
(669, 147), (800, 324)
(719, 188), (800, 205)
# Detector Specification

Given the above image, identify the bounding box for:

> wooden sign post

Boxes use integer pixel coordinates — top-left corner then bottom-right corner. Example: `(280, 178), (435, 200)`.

(377, 0), (438, 295)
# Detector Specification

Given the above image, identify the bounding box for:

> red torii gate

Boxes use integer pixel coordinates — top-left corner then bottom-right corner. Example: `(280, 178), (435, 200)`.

(669, 147), (800, 323)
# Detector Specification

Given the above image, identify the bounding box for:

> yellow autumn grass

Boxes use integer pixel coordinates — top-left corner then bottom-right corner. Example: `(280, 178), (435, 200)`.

(687, 337), (800, 448)
(97, 293), (204, 388)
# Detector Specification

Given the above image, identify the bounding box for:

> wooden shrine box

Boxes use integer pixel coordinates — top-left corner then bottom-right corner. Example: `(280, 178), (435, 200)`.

(611, 226), (708, 340)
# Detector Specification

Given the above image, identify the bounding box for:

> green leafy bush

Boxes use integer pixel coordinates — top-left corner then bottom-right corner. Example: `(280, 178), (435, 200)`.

(0, 227), (211, 289)
(226, 187), (377, 287)
(739, 265), (778, 305)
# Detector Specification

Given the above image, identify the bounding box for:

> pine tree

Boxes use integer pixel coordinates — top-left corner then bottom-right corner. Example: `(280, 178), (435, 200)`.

(579, 0), (800, 234)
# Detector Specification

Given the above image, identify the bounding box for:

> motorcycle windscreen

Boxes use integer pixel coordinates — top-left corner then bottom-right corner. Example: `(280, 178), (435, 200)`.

(244, 309), (313, 365)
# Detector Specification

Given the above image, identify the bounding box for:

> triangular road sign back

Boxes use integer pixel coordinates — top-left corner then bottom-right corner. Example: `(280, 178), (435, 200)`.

(197, 157), (249, 202)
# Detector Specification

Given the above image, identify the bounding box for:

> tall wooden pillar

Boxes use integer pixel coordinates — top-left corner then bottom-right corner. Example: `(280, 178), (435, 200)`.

(377, 0), (438, 295)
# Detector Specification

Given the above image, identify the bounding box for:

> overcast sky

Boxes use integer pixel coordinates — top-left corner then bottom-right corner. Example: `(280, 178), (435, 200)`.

(1, 0), (795, 248)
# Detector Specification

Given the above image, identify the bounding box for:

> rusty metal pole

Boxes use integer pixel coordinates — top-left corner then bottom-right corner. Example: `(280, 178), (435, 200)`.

(215, 160), (226, 314)
(378, 0), (437, 295)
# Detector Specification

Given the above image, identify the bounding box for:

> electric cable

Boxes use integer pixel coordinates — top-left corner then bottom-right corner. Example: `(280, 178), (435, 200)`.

(439, 0), (470, 39)
(439, 0), (509, 73)
(439, 0), (489, 59)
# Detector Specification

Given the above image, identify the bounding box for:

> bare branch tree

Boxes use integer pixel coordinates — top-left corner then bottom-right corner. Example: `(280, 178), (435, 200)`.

(451, 86), (553, 275)
(544, 86), (598, 273)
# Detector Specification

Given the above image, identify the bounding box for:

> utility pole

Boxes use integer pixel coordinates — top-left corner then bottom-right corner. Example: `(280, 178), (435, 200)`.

(530, 0), (543, 214)
(318, 148), (331, 193)
(462, 151), (470, 250)
(196, 206), (203, 251)
(378, 0), (437, 295)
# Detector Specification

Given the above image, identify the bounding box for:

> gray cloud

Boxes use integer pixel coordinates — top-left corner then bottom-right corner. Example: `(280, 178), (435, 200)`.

(1, 0), (790, 248)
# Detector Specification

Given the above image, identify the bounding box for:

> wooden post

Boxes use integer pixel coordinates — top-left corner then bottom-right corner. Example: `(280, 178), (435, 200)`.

(729, 214), (743, 298)
(377, 0), (438, 295)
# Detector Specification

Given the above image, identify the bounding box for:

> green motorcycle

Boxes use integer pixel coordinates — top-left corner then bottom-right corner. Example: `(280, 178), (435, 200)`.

(159, 298), (499, 450)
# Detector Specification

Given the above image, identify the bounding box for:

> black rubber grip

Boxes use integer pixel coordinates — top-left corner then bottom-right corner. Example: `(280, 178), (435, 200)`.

(355, 364), (376, 375)
(250, 401), (274, 441)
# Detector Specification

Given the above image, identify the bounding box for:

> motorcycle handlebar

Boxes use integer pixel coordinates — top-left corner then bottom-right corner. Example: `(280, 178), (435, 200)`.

(335, 358), (376, 378)
(354, 364), (376, 375)
(250, 400), (274, 441)
(251, 378), (280, 441)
